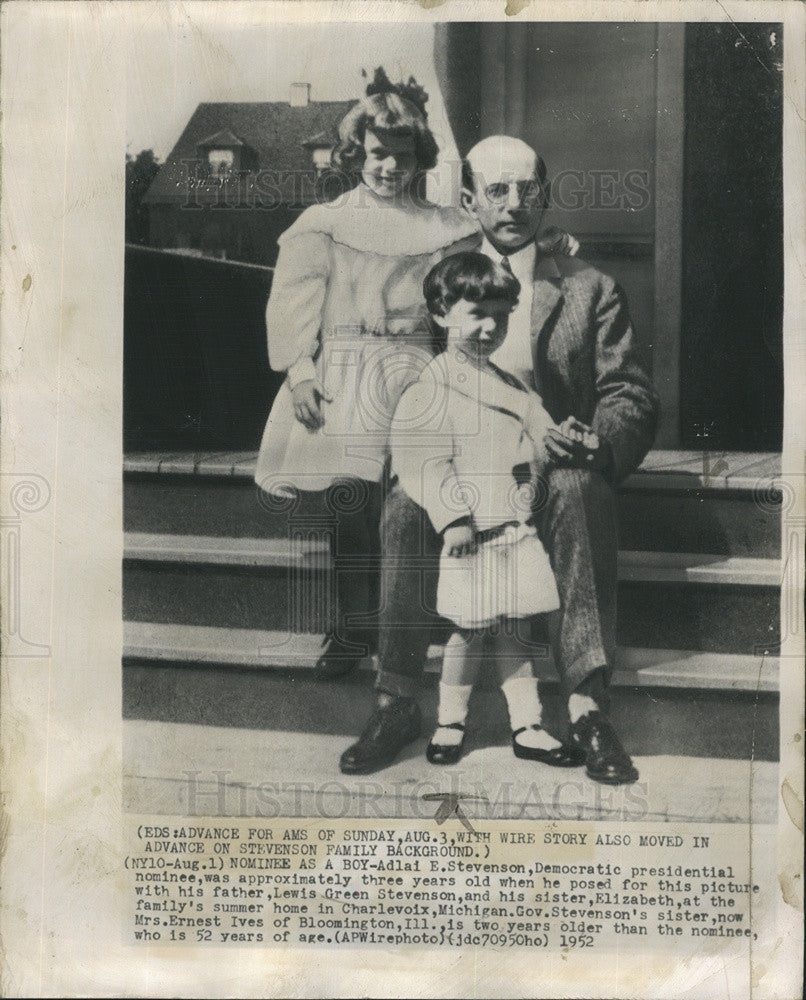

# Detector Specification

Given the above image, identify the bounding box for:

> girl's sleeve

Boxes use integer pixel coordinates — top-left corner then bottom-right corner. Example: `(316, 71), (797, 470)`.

(265, 230), (330, 387)
(391, 382), (472, 534)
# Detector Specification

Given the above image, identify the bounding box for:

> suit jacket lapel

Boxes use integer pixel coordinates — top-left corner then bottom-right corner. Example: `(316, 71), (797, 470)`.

(530, 254), (564, 343)
(529, 254), (564, 397)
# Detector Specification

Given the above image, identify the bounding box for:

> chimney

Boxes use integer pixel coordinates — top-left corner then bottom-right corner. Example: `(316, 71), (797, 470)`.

(289, 83), (310, 108)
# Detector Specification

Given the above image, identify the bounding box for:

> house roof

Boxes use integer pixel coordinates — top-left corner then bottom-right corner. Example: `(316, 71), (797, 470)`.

(144, 100), (353, 205)
(197, 128), (246, 148)
(301, 130), (336, 149)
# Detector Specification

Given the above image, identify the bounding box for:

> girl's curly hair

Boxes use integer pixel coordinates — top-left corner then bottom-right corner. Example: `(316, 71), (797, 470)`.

(331, 89), (439, 182)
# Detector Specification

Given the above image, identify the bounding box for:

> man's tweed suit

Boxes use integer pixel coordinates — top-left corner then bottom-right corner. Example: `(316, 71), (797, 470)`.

(374, 250), (660, 700)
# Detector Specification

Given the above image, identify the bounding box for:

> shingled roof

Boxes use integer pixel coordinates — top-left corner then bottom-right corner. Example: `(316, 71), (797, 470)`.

(144, 100), (353, 206)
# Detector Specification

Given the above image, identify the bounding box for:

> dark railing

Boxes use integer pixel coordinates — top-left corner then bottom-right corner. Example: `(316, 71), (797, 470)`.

(124, 245), (281, 451)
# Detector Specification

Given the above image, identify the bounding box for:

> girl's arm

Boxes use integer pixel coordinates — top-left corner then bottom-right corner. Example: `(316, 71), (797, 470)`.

(265, 230), (330, 387)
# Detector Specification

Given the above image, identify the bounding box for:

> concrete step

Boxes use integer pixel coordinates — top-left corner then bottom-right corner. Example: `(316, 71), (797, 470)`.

(123, 532), (781, 653)
(124, 532), (331, 568)
(122, 556), (780, 654)
(122, 647), (779, 791)
(125, 531), (781, 585)
(123, 449), (784, 559)
(124, 448), (783, 489)
(122, 622), (780, 693)
(123, 714), (779, 823)
(120, 450), (783, 794)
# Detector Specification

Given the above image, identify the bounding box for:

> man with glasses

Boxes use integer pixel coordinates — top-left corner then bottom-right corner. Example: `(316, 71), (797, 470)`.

(340, 135), (659, 787)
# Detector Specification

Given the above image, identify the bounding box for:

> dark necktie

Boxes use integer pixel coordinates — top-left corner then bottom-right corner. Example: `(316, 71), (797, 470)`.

(500, 255), (513, 275)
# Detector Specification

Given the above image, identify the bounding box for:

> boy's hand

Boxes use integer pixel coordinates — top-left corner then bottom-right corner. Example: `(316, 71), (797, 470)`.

(291, 379), (332, 430)
(443, 523), (477, 558)
(544, 417), (612, 473)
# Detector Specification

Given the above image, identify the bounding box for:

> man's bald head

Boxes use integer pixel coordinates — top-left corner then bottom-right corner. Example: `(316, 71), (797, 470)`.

(461, 135), (549, 254)
(463, 135), (545, 191)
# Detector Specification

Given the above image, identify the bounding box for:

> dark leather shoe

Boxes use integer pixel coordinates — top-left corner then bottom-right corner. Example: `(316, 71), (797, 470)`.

(426, 723), (466, 765)
(570, 711), (639, 785)
(339, 698), (421, 774)
(512, 726), (585, 767)
(314, 635), (367, 679)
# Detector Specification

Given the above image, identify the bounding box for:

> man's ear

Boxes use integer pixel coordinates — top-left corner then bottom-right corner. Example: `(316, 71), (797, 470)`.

(460, 187), (477, 216)
(431, 312), (449, 329)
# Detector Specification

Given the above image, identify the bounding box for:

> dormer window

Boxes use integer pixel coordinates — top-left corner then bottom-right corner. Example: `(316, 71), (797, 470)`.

(196, 129), (253, 179)
(311, 147), (332, 174)
(302, 131), (335, 176)
(208, 148), (235, 176)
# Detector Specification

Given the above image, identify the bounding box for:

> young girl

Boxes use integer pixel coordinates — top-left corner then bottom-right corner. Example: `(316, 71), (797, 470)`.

(391, 252), (585, 767)
(255, 85), (479, 676)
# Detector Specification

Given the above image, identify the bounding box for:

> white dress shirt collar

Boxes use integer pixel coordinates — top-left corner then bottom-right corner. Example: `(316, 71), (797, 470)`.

(480, 238), (536, 282)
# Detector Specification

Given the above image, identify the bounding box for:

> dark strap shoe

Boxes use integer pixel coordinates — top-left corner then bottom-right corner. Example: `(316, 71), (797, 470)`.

(426, 723), (466, 766)
(570, 711), (639, 785)
(313, 634), (368, 680)
(512, 726), (585, 767)
(339, 698), (421, 775)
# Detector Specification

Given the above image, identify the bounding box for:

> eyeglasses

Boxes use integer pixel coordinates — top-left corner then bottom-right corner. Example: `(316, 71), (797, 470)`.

(483, 180), (545, 206)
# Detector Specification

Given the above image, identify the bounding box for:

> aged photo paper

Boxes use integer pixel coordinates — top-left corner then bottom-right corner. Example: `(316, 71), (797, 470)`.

(1, 1), (804, 996)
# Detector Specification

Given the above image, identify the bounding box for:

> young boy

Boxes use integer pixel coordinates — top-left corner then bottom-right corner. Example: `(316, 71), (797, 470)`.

(390, 252), (584, 768)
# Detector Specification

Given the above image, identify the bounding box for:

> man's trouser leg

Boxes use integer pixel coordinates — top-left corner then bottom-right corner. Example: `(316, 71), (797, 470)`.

(326, 479), (383, 653)
(538, 467), (618, 709)
(375, 483), (441, 699)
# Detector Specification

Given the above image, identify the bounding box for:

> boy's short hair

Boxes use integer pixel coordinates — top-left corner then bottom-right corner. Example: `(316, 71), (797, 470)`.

(424, 251), (521, 318)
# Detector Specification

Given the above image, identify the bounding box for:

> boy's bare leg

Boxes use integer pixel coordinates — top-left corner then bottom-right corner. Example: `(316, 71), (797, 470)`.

(494, 630), (564, 752)
(490, 626), (585, 766)
(433, 629), (482, 747)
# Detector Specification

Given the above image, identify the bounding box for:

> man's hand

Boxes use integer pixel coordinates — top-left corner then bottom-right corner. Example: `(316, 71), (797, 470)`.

(545, 417), (612, 473)
(443, 523), (477, 558)
(291, 379), (331, 430)
(537, 226), (580, 258)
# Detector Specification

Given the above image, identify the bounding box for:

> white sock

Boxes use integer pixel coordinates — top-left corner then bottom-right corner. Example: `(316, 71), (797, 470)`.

(434, 683), (473, 746)
(501, 676), (562, 751)
(568, 693), (599, 724)
(501, 675), (542, 731)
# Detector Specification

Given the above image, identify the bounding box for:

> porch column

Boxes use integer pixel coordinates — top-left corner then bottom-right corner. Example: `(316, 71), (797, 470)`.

(653, 23), (685, 446)
(479, 23), (529, 139)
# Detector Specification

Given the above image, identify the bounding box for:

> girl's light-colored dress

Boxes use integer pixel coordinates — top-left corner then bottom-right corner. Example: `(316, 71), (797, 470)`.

(391, 353), (561, 629)
(255, 185), (478, 496)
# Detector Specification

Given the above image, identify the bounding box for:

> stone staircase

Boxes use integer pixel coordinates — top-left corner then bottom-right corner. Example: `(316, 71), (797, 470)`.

(123, 449), (781, 777)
